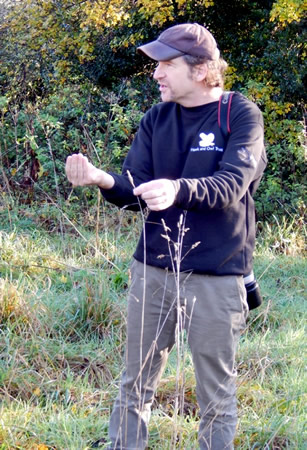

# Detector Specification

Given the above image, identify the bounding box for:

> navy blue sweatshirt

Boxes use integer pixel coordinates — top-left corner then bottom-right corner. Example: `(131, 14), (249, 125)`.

(101, 93), (267, 275)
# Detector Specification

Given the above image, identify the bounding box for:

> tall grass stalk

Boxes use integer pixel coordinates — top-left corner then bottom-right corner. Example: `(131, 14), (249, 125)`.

(161, 213), (195, 448)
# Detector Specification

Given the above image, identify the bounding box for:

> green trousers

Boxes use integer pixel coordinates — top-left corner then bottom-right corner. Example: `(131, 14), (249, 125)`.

(108, 259), (248, 449)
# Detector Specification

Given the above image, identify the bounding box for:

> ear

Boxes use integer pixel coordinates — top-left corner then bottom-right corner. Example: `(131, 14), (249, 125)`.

(192, 63), (208, 82)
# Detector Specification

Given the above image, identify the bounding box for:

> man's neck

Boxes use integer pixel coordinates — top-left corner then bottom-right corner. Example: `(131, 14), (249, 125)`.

(181, 87), (223, 108)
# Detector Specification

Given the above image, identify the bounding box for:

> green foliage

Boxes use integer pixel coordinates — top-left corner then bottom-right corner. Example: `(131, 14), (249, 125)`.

(0, 81), (144, 203)
(237, 80), (306, 221)
(0, 0), (305, 224)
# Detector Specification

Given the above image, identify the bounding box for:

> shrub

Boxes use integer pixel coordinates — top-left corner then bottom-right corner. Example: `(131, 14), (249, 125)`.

(0, 82), (144, 204)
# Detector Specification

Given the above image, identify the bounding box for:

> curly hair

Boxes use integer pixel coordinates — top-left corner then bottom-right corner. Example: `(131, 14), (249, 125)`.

(183, 54), (228, 89)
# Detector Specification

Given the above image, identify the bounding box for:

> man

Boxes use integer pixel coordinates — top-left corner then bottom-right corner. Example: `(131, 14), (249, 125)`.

(66, 23), (267, 449)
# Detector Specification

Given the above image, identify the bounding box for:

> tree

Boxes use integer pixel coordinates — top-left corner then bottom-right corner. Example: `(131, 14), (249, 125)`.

(0, 0), (305, 221)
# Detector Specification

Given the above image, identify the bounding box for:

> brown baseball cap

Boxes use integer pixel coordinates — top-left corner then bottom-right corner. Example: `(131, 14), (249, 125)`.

(137, 23), (220, 61)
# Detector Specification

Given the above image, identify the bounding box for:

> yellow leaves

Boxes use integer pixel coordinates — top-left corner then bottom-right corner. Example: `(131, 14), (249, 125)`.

(0, 279), (29, 324)
(71, 404), (78, 414)
(37, 163), (45, 179)
(243, 79), (297, 145)
(5, 0), (97, 83)
(270, 0), (305, 26)
(54, 60), (73, 83)
(137, 0), (174, 25)
(82, 0), (131, 29)
(2, 0), (219, 88)
(203, 0), (215, 6)
(110, 31), (145, 51)
(60, 274), (68, 283)
(33, 387), (41, 397)
(274, 102), (293, 115)
(3, 0), (218, 76)
(142, 0), (215, 25)
(224, 65), (244, 90)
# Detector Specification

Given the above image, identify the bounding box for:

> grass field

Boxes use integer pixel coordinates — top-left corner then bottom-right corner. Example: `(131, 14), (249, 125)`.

(0, 200), (306, 449)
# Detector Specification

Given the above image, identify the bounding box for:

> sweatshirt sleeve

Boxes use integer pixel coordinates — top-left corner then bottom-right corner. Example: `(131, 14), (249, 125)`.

(172, 98), (266, 210)
(99, 110), (154, 211)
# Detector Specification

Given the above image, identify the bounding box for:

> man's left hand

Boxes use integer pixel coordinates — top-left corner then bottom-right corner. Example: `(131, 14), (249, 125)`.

(133, 179), (176, 211)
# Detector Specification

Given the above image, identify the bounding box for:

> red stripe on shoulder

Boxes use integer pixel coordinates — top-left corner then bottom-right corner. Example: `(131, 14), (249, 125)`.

(227, 92), (234, 133)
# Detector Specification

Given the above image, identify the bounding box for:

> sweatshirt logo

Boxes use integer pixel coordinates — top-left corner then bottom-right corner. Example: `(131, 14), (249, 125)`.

(190, 132), (223, 153)
(199, 132), (215, 147)
(238, 147), (257, 168)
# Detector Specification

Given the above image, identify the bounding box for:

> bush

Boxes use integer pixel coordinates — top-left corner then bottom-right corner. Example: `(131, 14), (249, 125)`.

(0, 0), (305, 226)
(0, 81), (144, 204)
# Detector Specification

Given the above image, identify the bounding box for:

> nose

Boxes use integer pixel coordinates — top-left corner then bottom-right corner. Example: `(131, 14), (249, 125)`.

(153, 63), (164, 80)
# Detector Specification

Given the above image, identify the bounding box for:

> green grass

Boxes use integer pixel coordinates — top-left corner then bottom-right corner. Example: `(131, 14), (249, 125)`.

(0, 203), (306, 449)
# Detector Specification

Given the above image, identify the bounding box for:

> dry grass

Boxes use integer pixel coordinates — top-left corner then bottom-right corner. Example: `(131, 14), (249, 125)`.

(0, 206), (306, 449)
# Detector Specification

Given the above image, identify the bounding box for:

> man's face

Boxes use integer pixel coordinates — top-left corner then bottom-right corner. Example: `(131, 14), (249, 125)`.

(153, 56), (201, 107)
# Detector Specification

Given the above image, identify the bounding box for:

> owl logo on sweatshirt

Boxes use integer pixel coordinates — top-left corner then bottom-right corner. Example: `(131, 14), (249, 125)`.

(190, 132), (223, 152)
(199, 133), (215, 147)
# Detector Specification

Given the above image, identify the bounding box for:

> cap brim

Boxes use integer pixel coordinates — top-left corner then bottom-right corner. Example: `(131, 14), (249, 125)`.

(137, 40), (185, 61)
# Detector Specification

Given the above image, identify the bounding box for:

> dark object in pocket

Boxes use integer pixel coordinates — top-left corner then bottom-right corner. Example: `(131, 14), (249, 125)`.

(244, 272), (263, 310)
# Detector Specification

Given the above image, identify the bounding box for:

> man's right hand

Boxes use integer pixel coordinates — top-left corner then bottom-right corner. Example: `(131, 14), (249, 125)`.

(65, 153), (114, 189)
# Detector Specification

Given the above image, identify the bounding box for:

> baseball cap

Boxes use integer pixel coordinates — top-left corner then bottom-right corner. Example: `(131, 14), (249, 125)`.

(137, 23), (220, 61)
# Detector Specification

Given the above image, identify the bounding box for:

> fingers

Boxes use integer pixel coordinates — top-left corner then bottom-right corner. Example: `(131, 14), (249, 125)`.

(134, 184), (163, 201)
(133, 179), (176, 211)
(65, 153), (89, 186)
(133, 180), (162, 196)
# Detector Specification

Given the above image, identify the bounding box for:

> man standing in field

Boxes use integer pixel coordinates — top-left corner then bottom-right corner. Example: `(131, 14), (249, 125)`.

(66, 23), (267, 449)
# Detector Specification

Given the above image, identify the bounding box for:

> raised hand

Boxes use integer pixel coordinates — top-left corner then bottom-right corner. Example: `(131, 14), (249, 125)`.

(65, 153), (114, 189)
